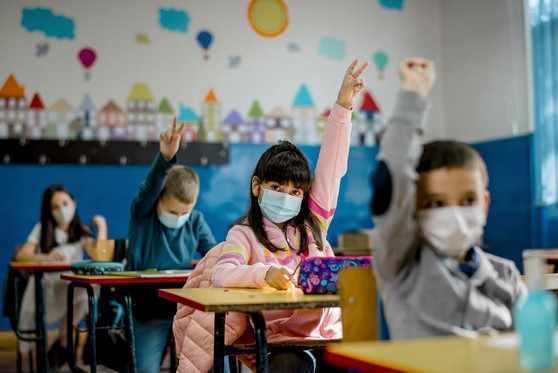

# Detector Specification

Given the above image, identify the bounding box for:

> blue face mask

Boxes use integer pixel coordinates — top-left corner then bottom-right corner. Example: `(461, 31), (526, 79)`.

(259, 186), (303, 224)
(158, 210), (191, 229)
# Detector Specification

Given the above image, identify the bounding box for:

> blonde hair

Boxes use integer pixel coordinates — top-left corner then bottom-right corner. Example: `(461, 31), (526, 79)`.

(162, 165), (200, 204)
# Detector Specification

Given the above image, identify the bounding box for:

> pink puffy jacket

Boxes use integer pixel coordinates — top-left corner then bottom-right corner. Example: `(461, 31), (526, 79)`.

(173, 243), (256, 373)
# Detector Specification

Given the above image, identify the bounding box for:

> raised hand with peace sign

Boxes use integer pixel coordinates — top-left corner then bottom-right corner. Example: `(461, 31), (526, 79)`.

(160, 117), (185, 162)
(336, 58), (370, 110)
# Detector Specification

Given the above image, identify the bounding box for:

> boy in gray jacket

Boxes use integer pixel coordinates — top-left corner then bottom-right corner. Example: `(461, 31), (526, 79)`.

(371, 57), (526, 339)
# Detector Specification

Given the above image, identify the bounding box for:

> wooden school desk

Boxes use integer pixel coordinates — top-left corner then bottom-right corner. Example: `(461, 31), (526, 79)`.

(9, 261), (72, 373)
(324, 334), (558, 373)
(523, 249), (558, 272)
(61, 272), (190, 373)
(158, 287), (340, 373)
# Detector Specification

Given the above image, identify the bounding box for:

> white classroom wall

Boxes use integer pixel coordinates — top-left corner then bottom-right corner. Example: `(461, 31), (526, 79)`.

(0, 1), (531, 143)
(0, 0), (445, 141)
(439, 0), (531, 142)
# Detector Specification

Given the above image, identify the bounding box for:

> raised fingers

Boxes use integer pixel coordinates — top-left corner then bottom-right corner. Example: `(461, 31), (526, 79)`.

(352, 60), (370, 79)
(176, 121), (185, 136)
(345, 59), (359, 77)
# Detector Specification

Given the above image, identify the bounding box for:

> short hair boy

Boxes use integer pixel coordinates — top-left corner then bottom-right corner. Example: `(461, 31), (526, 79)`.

(371, 58), (526, 339)
(126, 119), (217, 372)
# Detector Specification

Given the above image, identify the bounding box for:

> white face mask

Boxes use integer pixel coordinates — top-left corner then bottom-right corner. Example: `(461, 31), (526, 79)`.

(52, 205), (76, 225)
(158, 210), (191, 229)
(417, 205), (486, 258)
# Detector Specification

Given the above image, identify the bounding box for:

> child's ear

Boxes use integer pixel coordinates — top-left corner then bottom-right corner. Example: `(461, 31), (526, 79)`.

(251, 176), (260, 197)
(483, 190), (491, 217)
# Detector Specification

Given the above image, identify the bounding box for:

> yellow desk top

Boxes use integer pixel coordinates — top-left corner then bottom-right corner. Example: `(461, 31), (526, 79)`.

(325, 334), (558, 373)
(9, 261), (72, 270)
(158, 287), (340, 313)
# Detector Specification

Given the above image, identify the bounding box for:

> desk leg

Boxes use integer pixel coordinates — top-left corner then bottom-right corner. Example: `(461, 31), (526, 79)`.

(214, 312), (226, 373)
(67, 283), (97, 373)
(248, 312), (268, 373)
(34, 270), (48, 373)
(123, 293), (137, 373)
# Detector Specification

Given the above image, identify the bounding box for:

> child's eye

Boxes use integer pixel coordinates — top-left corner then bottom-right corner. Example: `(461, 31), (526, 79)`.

(291, 190), (303, 197)
(270, 185), (281, 191)
(425, 200), (444, 209)
(461, 197), (477, 206)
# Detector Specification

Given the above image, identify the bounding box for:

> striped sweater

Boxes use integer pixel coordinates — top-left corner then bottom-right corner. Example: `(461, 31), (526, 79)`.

(211, 103), (352, 343)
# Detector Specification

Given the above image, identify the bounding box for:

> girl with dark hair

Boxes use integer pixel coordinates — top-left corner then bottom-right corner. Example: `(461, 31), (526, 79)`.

(174, 59), (369, 373)
(15, 184), (108, 368)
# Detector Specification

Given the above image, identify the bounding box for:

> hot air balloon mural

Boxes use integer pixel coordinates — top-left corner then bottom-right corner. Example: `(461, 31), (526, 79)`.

(196, 30), (213, 60)
(78, 47), (97, 80)
(373, 50), (389, 80)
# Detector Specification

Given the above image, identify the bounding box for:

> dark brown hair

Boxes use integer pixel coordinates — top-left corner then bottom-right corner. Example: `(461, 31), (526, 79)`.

(417, 140), (489, 187)
(232, 140), (325, 254)
(39, 184), (92, 253)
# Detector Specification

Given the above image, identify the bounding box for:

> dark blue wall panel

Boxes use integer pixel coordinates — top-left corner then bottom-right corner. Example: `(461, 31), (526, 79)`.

(1, 135), (547, 331)
(471, 134), (535, 272)
(0, 144), (376, 331)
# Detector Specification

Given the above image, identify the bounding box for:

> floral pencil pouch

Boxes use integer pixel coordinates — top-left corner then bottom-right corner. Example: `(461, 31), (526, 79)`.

(297, 256), (372, 294)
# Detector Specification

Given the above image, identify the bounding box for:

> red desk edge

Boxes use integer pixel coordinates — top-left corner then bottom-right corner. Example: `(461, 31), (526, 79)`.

(60, 273), (188, 285)
(10, 262), (72, 271)
(158, 289), (207, 311)
(324, 349), (403, 373)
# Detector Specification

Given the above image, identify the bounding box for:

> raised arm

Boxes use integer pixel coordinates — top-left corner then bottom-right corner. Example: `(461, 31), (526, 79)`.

(130, 119), (185, 218)
(371, 57), (436, 282)
(310, 59), (369, 230)
(83, 215), (111, 260)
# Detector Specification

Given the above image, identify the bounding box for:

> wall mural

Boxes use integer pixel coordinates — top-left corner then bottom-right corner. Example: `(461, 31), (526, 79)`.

(0, 1), (393, 165)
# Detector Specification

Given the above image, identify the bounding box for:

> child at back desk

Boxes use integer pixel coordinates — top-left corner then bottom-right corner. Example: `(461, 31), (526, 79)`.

(370, 57), (527, 339)
(15, 184), (108, 369)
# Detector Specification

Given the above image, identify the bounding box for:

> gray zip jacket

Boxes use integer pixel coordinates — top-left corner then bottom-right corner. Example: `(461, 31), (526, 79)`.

(371, 91), (527, 339)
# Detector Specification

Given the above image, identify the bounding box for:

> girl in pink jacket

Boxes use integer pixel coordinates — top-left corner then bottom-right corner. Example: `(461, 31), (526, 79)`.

(211, 58), (369, 372)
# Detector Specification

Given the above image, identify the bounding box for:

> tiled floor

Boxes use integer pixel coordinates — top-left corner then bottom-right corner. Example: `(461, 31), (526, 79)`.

(0, 330), (173, 373)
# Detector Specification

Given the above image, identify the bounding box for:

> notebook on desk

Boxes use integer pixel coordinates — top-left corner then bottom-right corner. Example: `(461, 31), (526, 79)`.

(105, 269), (193, 278)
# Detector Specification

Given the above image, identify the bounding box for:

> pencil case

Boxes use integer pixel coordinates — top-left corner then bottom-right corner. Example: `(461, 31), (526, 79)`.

(297, 256), (372, 294)
(71, 261), (124, 275)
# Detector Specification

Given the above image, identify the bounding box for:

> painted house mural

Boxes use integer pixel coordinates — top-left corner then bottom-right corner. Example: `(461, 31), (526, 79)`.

(178, 104), (200, 142)
(265, 106), (293, 143)
(355, 90), (382, 146)
(292, 84), (317, 144)
(247, 100), (265, 143)
(222, 109), (246, 143)
(27, 92), (46, 139)
(0, 74), (27, 139)
(0, 74), (378, 146)
(78, 94), (97, 140)
(199, 89), (222, 142)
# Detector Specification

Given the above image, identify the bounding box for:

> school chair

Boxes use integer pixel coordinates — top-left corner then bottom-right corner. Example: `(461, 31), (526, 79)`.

(338, 266), (389, 342)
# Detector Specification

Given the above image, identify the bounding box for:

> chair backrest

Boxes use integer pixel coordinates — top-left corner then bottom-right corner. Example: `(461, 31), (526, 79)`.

(338, 266), (378, 342)
(85, 238), (128, 262)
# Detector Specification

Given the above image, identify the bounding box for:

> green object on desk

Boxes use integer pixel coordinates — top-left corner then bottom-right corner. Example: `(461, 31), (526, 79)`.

(106, 269), (192, 278)
(71, 261), (124, 275)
